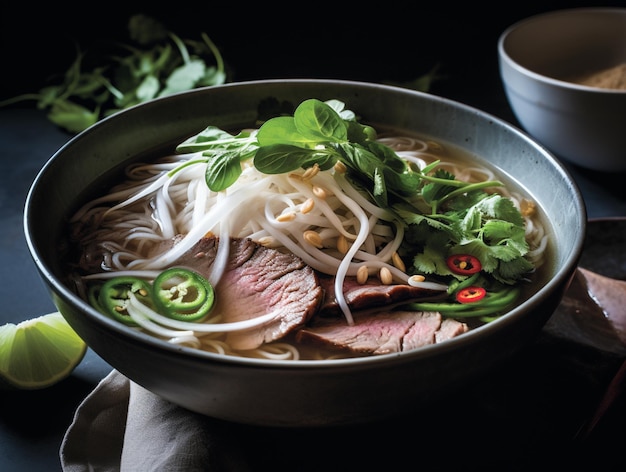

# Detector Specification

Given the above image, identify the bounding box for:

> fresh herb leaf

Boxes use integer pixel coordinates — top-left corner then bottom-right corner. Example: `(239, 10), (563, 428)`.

(205, 150), (244, 192)
(474, 193), (525, 227)
(175, 127), (257, 191)
(0, 14), (228, 134)
(256, 116), (320, 147)
(159, 59), (207, 96)
(293, 99), (349, 142)
(47, 100), (100, 132)
(410, 235), (453, 275)
(254, 145), (334, 174)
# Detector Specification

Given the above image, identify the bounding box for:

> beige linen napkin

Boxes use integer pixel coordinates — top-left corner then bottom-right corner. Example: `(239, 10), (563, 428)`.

(60, 370), (251, 472)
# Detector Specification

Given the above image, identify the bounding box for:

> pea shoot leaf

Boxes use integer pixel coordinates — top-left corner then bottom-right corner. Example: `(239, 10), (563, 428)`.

(254, 145), (331, 174)
(205, 150), (244, 192)
(47, 100), (100, 132)
(159, 59), (207, 96)
(293, 99), (349, 142)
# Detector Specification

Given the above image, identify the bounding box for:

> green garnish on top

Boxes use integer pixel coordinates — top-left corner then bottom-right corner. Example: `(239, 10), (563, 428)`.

(176, 97), (534, 295)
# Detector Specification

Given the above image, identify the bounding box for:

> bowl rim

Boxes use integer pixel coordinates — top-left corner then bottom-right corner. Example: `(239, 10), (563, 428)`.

(497, 7), (626, 94)
(24, 78), (587, 370)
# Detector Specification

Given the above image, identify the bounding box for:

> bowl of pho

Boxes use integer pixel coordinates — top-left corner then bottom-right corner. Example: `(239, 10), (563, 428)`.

(24, 79), (585, 426)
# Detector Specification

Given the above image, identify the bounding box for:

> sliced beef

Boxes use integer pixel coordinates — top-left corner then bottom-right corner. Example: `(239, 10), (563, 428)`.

(317, 275), (446, 316)
(436, 318), (470, 343)
(172, 237), (324, 350)
(171, 236), (461, 354)
(296, 310), (468, 355)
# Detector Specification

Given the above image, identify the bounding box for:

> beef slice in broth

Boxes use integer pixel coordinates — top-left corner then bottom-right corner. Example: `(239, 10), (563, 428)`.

(173, 236), (324, 350)
(317, 274), (447, 316)
(297, 311), (468, 355)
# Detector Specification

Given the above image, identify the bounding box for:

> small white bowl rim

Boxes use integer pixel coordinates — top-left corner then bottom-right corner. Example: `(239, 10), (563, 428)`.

(498, 7), (626, 94)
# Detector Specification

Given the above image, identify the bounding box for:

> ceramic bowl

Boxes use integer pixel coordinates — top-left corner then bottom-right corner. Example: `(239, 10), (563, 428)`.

(24, 79), (586, 426)
(498, 8), (626, 172)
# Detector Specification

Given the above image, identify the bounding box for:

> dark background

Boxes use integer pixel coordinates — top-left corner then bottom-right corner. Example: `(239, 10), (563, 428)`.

(1, 2), (625, 471)
(2, 1), (625, 116)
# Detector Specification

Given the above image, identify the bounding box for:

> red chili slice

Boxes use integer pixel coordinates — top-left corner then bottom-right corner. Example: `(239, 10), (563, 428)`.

(446, 254), (482, 275)
(456, 286), (487, 303)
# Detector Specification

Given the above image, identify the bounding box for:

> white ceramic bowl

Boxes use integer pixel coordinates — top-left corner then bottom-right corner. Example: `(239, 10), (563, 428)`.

(498, 8), (626, 172)
(24, 79), (585, 427)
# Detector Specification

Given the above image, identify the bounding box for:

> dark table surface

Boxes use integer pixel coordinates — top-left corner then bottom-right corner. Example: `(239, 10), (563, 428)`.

(1, 2), (626, 471)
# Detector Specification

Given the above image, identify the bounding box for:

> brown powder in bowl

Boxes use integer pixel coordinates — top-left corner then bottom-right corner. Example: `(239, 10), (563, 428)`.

(571, 63), (626, 90)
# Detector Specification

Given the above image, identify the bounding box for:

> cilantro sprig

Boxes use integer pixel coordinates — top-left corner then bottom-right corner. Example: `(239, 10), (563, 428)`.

(176, 98), (535, 299)
(398, 190), (533, 285)
(0, 14), (227, 133)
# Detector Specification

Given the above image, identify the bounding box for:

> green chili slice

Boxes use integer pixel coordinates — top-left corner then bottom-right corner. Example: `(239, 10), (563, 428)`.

(152, 267), (214, 321)
(98, 276), (153, 326)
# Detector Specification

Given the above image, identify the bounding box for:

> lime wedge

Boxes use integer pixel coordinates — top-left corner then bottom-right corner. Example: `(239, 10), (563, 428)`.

(0, 312), (87, 390)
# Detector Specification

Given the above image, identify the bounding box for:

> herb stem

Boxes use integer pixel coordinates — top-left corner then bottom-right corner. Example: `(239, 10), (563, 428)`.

(168, 158), (209, 178)
(0, 94), (41, 107)
(201, 33), (224, 74)
(169, 33), (191, 64)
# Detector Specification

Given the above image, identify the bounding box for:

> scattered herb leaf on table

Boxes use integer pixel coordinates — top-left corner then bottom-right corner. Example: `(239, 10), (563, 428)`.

(0, 14), (228, 134)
